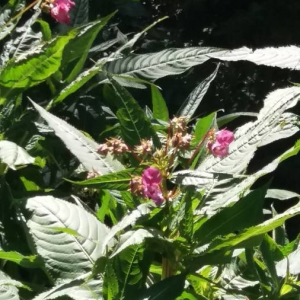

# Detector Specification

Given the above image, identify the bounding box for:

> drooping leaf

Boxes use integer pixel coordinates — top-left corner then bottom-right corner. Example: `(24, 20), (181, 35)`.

(217, 112), (258, 127)
(26, 196), (111, 281)
(0, 34), (73, 88)
(178, 64), (219, 118)
(0, 140), (35, 170)
(30, 100), (124, 174)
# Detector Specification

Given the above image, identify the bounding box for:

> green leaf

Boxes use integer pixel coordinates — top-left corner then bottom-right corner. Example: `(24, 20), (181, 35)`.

(217, 112), (258, 127)
(63, 14), (115, 82)
(71, 0), (89, 26)
(26, 196), (111, 281)
(0, 270), (22, 300)
(97, 190), (111, 222)
(104, 47), (227, 82)
(0, 251), (39, 268)
(111, 228), (162, 257)
(194, 185), (268, 246)
(260, 235), (282, 290)
(32, 274), (103, 300)
(192, 112), (216, 147)
(51, 65), (100, 106)
(179, 189), (194, 241)
(109, 78), (159, 147)
(0, 140), (35, 170)
(178, 64), (219, 118)
(276, 245), (300, 277)
(138, 274), (186, 300)
(151, 85), (169, 122)
(36, 19), (52, 41)
(0, 34), (73, 88)
(31, 100), (124, 174)
(104, 261), (119, 300)
(206, 204), (300, 254)
(0, 0), (24, 41)
(67, 168), (138, 190)
(266, 189), (300, 201)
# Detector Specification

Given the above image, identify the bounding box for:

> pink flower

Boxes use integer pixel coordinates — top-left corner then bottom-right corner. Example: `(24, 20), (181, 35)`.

(50, 0), (75, 24)
(142, 167), (164, 205)
(207, 129), (234, 158)
(215, 129), (234, 145)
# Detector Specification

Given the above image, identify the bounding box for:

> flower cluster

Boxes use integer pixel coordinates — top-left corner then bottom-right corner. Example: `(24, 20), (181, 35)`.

(130, 167), (164, 206)
(97, 138), (129, 156)
(170, 117), (192, 150)
(207, 129), (234, 158)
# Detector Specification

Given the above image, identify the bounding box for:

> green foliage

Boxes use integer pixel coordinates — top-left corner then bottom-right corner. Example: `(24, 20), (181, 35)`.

(1, 2), (300, 299)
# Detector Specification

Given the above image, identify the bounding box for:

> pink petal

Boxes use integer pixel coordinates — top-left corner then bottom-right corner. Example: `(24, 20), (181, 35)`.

(216, 129), (234, 145)
(142, 167), (162, 186)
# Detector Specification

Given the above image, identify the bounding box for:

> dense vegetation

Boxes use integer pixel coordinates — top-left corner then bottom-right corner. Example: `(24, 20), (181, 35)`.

(1, 0), (300, 299)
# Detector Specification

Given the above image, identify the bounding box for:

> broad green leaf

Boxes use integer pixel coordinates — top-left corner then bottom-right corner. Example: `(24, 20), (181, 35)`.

(0, 270), (22, 300)
(67, 168), (139, 190)
(31, 100), (124, 174)
(0, 34), (73, 88)
(0, 140), (35, 170)
(26, 196), (111, 281)
(151, 85), (169, 122)
(109, 78), (159, 147)
(32, 274), (103, 300)
(36, 19), (51, 41)
(138, 274), (186, 300)
(205, 204), (300, 254)
(178, 64), (219, 118)
(194, 185), (267, 246)
(105, 47), (227, 82)
(63, 14), (115, 82)
(0, 251), (39, 268)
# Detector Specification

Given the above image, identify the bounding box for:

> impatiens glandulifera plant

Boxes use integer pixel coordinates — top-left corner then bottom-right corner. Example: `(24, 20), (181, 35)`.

(1, 1), (300, 299)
